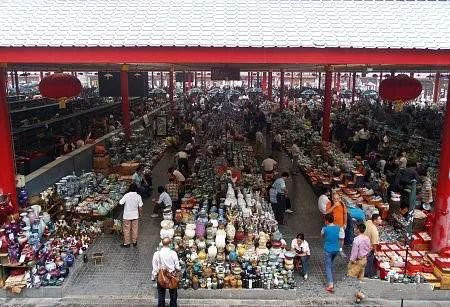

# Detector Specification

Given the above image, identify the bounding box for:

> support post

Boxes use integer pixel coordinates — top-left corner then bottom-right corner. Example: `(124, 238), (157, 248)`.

(300, 72), (303, 88)
(250, 71), (253, 88)
(291, 72), (294, 88)
(151, 71), (154, 88)
(0, 64), (18, 212)
(194, 71), (198, 87)
(351, 72), (357, 104)
(120, 65), (131, 140)
(169, 67), (174, 104)
(318, 72), (322, 90)
(160, 71), (163, 87)
(247, 72), (251, 88)
(262, 72), (267, 92)
(434, 72), (441, 103)
(322, 67), (332, 142)
(379, 72), (383, 88)
(336, 72), (341, 93)
(14, 71), (19, 95)
(268, 70), (273, 101)
(280, 69), (285, 109)
(40, 71), (44, 81)
(347, 72), (351, 89)
(432, 80), (450, 253)
(201, 71), (204, 88)
(256, 72), (260, 88)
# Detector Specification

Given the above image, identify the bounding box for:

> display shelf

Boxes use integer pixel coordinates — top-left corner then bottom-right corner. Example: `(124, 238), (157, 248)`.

(13, 102), (121, 134)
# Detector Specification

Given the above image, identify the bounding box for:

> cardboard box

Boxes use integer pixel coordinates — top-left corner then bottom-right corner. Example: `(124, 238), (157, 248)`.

(93, 155), (110, 169)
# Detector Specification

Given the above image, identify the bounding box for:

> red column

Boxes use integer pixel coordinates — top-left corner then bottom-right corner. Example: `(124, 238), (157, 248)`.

(300, 72), (303, 87)
(336, 73), (341, 93)
(318, 72), (322, 90)
(182, 71), (186, 94)
(291, 72), (294, 88)
(120, 65), (131, 139)
(432, 82), (450, 253)
(379, 72), (383, 88)
(280, 69), (285, 109)
(249, 71), (253, 88)
(268, 70), (273, 101)
(169, 67), (174, 103)
(256, 72), (260, 88)
(351, 72), (357, 104)
(0, 64), (18, 211)
(322, 68), (332, 142)
(434, 73), (441, 103)
(262, 72), (267, 92)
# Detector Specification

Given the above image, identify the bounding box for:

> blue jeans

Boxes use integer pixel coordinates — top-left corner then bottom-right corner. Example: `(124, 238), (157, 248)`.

(324, 251), (338, 285)
(301, 255), (310, 276)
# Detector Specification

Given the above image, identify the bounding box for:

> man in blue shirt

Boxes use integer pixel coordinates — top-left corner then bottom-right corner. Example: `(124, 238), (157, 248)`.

(321, 213), (344, 292)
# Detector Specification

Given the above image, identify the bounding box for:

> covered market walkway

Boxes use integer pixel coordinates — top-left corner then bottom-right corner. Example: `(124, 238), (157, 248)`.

(0, 0), (450, 306)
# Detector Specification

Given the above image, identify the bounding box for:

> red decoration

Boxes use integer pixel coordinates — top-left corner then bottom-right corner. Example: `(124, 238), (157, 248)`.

(38, 73), (82, 100)
(379, 74), (422, 102)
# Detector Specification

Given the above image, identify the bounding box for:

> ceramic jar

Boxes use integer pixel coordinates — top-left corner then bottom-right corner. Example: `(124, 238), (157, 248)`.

(21, 212), (30, 227)
(215, 227), (226, 249)
(195, 220), (206, 238)
(208, 243), (218, 261)
(226, 223), (235, 241)
(185, 224), (196, 239)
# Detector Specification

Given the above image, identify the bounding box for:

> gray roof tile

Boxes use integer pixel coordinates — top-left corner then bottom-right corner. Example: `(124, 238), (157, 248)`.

(0, 0), (449, 49)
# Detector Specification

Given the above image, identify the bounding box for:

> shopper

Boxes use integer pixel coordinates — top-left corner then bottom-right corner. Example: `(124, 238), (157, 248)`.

(291, 233), (310, 280)
(119, 183), (143, 247)
(348, 223), (371, 279)
(152, 186), (172, 218)
(290, 141), (301, 175)
(152, 238), (180, 307)
(261, 155), (277, 178)
(364, 214), (382, 278)
(321, 213), (343, 293)
(255, 130), (264, 158)
(168, 167), (185, 184)
(317, 188), (332, 215)
(272, 172), (290, 223)
(174, 150), (189, 176)
(347, 223), (371, 303)
(330, 193), (347, 257)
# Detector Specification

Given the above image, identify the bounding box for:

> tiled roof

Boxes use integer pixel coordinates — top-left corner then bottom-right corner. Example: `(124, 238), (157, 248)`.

(0, 0), (449, 50)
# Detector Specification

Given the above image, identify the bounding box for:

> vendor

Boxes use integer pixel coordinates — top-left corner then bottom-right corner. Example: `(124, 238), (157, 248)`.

(364, 214), (382, 278)
(152, 186), (172, 218)
(168, 167), (185, 185)
(132, 166), (151, 198)
(261, 155), (278, 178)
(174, 149), (189, 175)
(291, 233), (310, 280)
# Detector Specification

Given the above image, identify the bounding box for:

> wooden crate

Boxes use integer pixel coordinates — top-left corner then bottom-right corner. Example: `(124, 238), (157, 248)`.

(93, 155), (110, 169)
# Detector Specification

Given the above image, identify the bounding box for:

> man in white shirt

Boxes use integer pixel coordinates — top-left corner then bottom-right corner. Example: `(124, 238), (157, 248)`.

(119, 184), (143, 247)
(318, 189), (331, 215)
(152, 186), (172, 218)
(291, 233), (311, 280)
(168, 167), (185, 184)
(152, 238), (180, 307)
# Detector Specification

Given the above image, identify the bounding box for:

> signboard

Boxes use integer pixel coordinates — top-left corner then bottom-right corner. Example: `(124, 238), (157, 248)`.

(98, 71), (148, 97)
(211, 68), (241, 80)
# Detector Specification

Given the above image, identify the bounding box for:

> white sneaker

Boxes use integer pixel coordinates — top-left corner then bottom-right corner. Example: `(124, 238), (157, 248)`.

(285, 209), (294, 214)
(151, 214), (159, 218)
(303, 274), (308, 280)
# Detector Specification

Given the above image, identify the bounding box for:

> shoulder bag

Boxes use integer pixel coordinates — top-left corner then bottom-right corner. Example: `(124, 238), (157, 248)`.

(157, 252), (180, 289)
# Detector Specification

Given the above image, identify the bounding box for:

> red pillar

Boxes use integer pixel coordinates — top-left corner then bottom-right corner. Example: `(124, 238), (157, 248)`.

(351, 72), (357, 104)
(379, 72), (383, 88)
(169, 67), (174, 103)
(336, 73), (341, 93)
(291, 72), (294, 88)
(434, 72), (441, 103)
(318, 72), (322, 90)
(280, 69), (285, 109)
(256, 72), (260, 88)
(268, 70), (273, 101)
(432, 82), (450, 253)
(262, 72), (267, 92)
(322, 68), (332, 142)
(300, 72), (303, 87)
(249, 71), (253, 88)
(120, 65), (131, 139)
(0, 64), (18, 211)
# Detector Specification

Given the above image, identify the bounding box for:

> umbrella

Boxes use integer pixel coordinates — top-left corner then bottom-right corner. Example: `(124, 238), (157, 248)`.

(300, 89), (318, 96)
(150, 88), (166, 94)
(362, 90), (378, 99)
(248, 87), (263, 93)
(189, 87), (204, 95)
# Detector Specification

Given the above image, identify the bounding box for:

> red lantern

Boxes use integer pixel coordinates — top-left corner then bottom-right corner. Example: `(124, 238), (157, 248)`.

(379, 74), (422, 102)
(39, 73), (82, 108)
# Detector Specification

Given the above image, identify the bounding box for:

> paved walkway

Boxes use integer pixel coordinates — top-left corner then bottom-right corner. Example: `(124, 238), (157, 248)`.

(5, 139), (442, 305)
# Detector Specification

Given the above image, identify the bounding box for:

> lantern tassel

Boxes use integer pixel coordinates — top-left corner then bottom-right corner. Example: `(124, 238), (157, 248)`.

(58, 97), (68, 109)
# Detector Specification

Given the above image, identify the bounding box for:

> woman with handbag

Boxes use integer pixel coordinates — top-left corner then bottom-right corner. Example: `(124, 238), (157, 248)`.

(152, 238), (180, 307)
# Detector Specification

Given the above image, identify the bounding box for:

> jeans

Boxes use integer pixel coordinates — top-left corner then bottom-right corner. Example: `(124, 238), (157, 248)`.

(157, 283), (177, 307)
(300, 255), (310, 276)
(324, 251), (339, 285)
